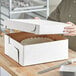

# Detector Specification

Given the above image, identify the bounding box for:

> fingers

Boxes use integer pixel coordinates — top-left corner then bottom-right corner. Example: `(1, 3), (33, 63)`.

(64, 25), (76, 29)
(64, 22), (76, 36)
(64, 26), (76, 33)
(64, 32), (76, 36)
(67, 22), (75, 26)
(34, 17), (40, 19)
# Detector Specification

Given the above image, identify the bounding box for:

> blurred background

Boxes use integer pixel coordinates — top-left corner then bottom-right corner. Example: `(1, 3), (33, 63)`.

(0, 0), (62, 31)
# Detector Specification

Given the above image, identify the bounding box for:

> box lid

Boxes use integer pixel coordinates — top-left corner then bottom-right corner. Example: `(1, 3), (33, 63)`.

(4, 19), (70, 34)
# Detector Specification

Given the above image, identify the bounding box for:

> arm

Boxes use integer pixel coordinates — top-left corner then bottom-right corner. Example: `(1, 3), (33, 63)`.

(47, 0), (64, 21)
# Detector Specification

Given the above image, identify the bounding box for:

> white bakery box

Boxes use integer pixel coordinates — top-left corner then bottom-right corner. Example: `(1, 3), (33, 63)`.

(4, 19), (69, 66)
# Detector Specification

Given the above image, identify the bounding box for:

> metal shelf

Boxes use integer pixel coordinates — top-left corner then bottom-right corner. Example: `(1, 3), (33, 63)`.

(0, 0), (49, 18)
(0, 0), (49, 31)
(10, 7), (47, 14)
(1, 4), (9, 9)
(0, 12), (10, 18)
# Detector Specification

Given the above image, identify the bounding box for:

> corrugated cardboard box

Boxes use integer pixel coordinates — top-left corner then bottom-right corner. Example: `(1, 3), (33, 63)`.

(5, 32), (68, 66)
(4, 19), (70, 34)
(4, 19), (69, 66)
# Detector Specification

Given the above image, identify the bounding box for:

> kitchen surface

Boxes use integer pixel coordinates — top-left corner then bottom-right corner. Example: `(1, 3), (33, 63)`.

(1, 0), (76, 76)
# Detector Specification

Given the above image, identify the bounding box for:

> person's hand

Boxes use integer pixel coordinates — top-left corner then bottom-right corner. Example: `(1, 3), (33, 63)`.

(64, 22), (76, 36)
(34, 17), (41, 19)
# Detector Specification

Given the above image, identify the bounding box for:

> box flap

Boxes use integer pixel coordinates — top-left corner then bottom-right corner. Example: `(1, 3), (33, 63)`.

(4, 19), (70, 34)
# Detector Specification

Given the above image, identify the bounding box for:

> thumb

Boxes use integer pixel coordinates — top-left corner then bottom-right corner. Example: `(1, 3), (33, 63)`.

(67, 22), (75, 26)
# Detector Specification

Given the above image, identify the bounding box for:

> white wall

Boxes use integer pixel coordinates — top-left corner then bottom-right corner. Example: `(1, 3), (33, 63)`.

(49, 0), (62, 13)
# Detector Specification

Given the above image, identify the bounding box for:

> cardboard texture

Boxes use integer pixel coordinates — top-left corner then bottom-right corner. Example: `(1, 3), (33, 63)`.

(4, 19), (69, 66)
(4, 19), (70, 34)
(5, 32), (68, 66)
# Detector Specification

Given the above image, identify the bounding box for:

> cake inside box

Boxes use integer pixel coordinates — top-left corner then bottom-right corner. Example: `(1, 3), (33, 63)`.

(7, 32), (66, 45)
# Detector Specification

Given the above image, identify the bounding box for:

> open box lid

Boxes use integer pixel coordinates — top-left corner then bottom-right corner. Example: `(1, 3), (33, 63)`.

(4, 19), (70, 34)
